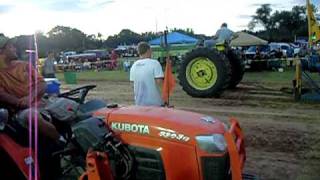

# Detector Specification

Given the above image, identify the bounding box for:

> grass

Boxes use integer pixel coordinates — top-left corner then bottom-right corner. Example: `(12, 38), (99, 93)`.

(243, 69), (320, 87)
(56, 70), (130, 82)
(56, 57), (138, 82)
(243, 70), (296, 84)
(56, 67), (320, 86)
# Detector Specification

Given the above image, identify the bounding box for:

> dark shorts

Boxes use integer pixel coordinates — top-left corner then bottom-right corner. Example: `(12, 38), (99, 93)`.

(16, 108), (42, 128)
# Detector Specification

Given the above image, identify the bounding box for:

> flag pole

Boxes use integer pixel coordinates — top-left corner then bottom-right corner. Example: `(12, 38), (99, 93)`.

(164, 28), (170, 107)
(33, 33), (39, 180)
(307, 0), (312, 47)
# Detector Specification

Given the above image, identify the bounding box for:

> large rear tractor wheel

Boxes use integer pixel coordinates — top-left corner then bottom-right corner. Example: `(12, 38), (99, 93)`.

(227, 50), (245, 88)
(178, 48), (231, 97)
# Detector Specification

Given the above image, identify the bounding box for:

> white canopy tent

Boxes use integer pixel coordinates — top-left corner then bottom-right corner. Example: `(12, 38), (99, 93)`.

(230, 32), (268, 47)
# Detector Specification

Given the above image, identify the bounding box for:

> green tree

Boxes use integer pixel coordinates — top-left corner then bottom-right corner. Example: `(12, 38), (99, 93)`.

(170, 28), (195, 36)
(36, 32), (50, 58)
(141, 31), (159, 42)
(249, 4), (273, 31)
(249, 5), (309, 42)
(47, 26), (87, 52)
(105, 29), (143, 48)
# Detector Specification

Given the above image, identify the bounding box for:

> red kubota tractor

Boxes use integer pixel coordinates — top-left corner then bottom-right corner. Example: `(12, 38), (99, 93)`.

(0, 85), (252, 180)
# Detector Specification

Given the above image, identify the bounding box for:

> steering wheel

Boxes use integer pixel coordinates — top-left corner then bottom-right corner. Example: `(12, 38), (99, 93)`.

(58, 85), (96, 104)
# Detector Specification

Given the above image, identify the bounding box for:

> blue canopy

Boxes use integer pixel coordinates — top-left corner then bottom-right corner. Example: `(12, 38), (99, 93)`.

(149, 32), (198, 45)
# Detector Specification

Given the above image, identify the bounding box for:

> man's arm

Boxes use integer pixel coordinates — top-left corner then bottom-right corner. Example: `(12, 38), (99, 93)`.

(0, 90), (23, 108)
(36, 80), (46, 99)
(213, 29), (221, 39)
(42, 59), (48, 74)
(29, 63), (46, 100)
(153, 60), (164, 91)
(53, 59), (57, 72)
(129, 64), (135, 91)
(155, 78), (163, 88)
(155, 78), (164, 95)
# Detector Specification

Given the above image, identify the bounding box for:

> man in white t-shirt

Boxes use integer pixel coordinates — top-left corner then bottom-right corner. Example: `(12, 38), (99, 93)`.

(130, 42), (164, 106)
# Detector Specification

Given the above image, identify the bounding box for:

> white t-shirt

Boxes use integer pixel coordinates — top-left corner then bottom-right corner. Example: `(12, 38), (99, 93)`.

(130, 58), (164, 106)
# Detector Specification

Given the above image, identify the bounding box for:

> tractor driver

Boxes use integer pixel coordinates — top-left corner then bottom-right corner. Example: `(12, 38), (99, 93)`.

(205, 22), (235, 47)
(214, 22), (234, 44)
(0, 38), (62, 144)
(130, 42), (164, 106)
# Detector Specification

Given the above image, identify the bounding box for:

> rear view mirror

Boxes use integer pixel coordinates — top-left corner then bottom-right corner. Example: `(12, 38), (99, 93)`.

(0, 108), (8, 130)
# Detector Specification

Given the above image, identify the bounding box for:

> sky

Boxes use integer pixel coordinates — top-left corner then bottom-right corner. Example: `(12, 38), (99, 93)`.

(0, 0), (318, 38)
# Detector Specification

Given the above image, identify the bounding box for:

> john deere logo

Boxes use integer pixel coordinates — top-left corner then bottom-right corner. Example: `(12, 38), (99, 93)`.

(111, 122), (150, 134)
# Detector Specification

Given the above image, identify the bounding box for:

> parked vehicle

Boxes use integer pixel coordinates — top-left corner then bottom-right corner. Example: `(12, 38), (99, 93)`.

(269, 43), (294, 57)
(58, 51), (77, 63)
(114, 46), (138, 57)
(62, 51), (77, 57)
(67, 53), (96, 61)
(244, 45), (270, 59)
(289, 43), (301, 56)
(244, 45), (271, 70)
(83, 49), (110, 60)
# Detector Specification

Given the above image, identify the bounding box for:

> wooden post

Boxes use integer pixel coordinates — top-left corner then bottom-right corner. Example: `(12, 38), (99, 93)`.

(293, 57), (302, 101)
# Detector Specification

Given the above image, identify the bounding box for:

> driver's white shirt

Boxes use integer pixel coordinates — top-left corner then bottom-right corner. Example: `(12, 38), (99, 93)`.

(130, 58), (164, 106)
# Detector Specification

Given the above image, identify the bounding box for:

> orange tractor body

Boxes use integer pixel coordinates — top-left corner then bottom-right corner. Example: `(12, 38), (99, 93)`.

(92, 106), (246, 180)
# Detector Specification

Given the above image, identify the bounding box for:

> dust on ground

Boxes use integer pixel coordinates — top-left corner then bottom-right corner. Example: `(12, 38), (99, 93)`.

(61, 79), (320, 180)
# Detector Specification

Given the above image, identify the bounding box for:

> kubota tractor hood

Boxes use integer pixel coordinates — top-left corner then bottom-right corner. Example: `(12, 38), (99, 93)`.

(95, 106), (227, 145)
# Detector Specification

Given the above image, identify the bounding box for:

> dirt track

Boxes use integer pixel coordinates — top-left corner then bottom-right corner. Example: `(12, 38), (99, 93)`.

(62, 79), (320, 180)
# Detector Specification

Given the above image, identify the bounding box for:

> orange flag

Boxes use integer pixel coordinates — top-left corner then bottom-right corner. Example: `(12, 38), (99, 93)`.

(162, 56), (176, 105)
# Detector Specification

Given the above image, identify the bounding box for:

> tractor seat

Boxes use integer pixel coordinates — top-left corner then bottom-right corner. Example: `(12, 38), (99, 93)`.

(79, 99), (107, 114)
(77, 99), (107, 121)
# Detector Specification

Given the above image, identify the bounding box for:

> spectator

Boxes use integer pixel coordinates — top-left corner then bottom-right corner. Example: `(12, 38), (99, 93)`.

(42, 51), (56, 78)
(130, 42), (164, 106)
(75, 60), (82, 71)
(110, 50), (118, 70)
(254, 46), (261, 60)
(83, 59), (91, 70)
(298, 44), (308, 57)
(275, 48), (283, 58)
(123, 60), (131, 72)
(96, 58), (102, 71)
(69, 60), (76, 71)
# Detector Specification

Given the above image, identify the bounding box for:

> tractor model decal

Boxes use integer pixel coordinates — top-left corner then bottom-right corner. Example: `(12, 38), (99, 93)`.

(157, 127), (190, 142)
(111, 122), (150, 134)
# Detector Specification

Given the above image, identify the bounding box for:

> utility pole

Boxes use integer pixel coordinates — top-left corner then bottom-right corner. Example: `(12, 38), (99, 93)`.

(155, 17), (158, 33)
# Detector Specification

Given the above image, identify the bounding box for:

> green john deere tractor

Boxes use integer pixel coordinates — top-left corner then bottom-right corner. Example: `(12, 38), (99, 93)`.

(178, 42), (245, 97)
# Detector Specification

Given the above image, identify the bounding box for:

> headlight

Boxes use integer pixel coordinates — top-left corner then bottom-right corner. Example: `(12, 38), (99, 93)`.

(196, 134), (227, 153)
